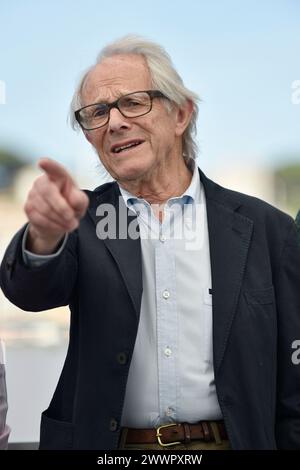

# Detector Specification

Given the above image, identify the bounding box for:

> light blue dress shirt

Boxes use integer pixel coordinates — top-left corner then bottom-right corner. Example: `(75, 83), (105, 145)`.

(118, 164), (222, 427)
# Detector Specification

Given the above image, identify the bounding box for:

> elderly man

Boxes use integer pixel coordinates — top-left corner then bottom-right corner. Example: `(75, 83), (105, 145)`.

(1, 35), (300, 451)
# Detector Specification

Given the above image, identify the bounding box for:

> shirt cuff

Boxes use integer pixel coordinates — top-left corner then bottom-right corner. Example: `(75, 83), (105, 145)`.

(22, 224), (68, 267)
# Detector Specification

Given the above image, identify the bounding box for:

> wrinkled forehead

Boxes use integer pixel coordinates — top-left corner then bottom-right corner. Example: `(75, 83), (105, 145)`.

(81, 54), (153, 105)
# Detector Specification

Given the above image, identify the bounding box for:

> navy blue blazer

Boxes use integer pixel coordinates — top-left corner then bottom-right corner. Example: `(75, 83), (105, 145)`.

(1, 168), (300, 450)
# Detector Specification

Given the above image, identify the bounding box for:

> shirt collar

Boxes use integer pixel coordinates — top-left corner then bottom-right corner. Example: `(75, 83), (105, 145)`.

(118, 160), (201, 210)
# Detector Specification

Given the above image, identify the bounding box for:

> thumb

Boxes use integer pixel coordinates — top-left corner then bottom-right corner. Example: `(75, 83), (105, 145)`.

(67, 185), (90, 218)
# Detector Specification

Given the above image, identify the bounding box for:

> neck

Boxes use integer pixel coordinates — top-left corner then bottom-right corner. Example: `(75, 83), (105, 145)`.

(118, 157), (194, 205)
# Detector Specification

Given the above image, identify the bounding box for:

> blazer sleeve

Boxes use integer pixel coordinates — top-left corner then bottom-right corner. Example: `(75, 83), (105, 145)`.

(275, 218), (300, 449)
(0, 223), (78, 312)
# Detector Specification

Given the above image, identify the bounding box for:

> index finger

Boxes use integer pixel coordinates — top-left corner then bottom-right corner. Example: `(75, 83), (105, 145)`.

(38, 158), (75, 186)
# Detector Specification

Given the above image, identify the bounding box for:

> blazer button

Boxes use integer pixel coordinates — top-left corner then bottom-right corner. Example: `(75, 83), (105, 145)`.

(6, 260), (13, 270)
(109, 418), (118, 432)
(117, 352), (127, 365)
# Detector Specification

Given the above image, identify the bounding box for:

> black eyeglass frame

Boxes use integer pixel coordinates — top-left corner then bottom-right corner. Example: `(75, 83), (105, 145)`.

(75, 90), (168, 131)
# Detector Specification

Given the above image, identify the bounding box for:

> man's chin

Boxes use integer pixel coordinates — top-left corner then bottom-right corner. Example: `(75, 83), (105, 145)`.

(113, 163), (149, 183)
(117, 171), (144, 183)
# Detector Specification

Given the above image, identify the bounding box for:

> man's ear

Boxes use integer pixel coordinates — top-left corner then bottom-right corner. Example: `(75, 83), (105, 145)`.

(175, 99), (194, 137)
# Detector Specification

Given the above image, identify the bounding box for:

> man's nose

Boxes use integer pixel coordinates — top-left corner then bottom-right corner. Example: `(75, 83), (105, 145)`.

(108, 108), (131, 133)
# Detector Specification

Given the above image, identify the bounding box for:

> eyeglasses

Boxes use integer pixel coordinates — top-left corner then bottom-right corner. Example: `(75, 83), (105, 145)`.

(75, 90), (168, 131)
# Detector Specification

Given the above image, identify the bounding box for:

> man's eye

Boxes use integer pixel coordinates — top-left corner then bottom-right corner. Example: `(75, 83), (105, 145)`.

(93, 106), (107, 117)
(124, 99), (142, 107)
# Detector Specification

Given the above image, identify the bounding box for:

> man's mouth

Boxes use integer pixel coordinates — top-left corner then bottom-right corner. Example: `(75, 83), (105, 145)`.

(111, 140), (144, 154)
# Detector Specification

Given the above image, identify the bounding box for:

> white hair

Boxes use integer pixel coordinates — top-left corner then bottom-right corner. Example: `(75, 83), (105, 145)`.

(70, 35), (200, 163)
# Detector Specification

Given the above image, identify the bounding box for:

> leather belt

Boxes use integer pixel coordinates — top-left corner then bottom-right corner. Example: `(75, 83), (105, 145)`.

(123, 421), (228, 447)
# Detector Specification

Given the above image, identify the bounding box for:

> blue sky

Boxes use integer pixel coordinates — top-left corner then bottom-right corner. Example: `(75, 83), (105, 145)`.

(0, 0), (299, 185)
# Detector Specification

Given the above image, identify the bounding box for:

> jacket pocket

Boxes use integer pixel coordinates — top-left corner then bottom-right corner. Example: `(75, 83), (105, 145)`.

(39, 411), (73, 449)
(243, 286), (275, 305)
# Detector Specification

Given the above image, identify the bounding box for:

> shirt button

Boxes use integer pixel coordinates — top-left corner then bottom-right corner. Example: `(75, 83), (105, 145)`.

(165, 407), (174, 417)
(109, 418), (118, 432)
(164, 347), (172, 357)
(162, 290), (170, 299)
(160, 235), (166, 242)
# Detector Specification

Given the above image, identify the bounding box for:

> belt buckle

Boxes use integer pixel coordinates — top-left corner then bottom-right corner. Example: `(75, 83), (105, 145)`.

(156, 423), (181, 447)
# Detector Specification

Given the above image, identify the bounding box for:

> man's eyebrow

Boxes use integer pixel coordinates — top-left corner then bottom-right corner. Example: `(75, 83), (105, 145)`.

(92, 91), (131, 104)
(89, 96), (109, 105)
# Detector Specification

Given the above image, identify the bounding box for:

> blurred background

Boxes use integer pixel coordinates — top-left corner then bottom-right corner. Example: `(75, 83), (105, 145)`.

(0, 0), (300, 444)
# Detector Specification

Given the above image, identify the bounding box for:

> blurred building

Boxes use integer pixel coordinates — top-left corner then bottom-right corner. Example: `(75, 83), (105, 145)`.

(213, 163), (300, 218)
(213, 164), (276, 206)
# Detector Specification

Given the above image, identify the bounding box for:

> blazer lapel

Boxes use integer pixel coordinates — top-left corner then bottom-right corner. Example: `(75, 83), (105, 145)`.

(87, 183), (143, 320)
(200, 169), (254, 374)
